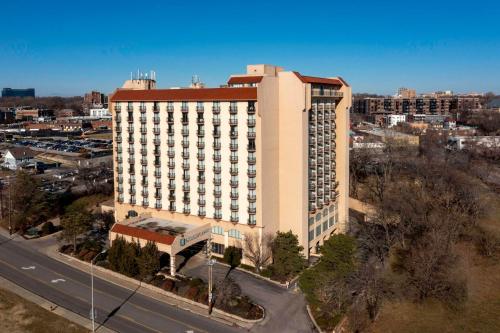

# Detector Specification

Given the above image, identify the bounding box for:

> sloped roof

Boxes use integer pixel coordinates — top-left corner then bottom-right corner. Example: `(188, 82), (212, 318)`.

(293, 71), (346, 86)
(110, 223), (176, 245)
(7, 147), (36, 160)
(227, 76), (263, 85)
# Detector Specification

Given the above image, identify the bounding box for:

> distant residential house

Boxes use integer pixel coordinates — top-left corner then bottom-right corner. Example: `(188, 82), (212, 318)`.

(3, 147), (37, 170)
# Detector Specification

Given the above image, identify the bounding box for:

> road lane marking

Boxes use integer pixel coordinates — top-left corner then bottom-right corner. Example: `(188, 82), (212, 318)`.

(51, 278), (66, 283)
(0, 256), (212, 333)
(21, 266), (36, 270)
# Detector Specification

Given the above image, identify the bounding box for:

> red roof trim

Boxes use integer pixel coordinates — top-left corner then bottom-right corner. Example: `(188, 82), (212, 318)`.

(293, 71), (344, 86)
(227, 76), (263, 84)
(111, 223), (176, 245)
(110, 87), (257, 102)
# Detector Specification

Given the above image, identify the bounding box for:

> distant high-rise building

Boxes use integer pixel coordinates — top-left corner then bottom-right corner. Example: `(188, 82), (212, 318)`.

(2, 88), (35, 98)
(397, 87), (416, 98)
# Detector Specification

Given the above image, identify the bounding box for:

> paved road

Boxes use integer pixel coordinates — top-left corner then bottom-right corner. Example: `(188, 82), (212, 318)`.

(0, 235), (242, 333)
(181, 256), (315, 333)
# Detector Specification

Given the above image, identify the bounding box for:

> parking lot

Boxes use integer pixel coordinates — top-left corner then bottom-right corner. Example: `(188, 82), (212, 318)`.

(13, 138), (112, 154)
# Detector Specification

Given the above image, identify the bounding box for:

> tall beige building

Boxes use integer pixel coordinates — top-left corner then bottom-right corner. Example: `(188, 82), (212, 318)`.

(109, 64), (351, 272)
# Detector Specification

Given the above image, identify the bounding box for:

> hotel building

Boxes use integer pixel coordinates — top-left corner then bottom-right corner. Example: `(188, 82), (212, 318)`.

(109, 64), (351, 273)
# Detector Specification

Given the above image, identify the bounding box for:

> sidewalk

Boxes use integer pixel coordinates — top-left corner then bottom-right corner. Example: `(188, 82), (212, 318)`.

(46, 245), (256, 330)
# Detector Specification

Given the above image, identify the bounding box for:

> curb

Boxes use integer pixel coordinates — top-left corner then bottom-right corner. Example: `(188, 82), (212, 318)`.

(0, 275), (116, 333)
(56, 251), (263, 327)
(307, 304), (325, 333)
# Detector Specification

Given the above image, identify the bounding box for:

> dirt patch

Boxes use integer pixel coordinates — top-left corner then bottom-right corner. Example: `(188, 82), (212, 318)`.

(0, 288), (88, 333)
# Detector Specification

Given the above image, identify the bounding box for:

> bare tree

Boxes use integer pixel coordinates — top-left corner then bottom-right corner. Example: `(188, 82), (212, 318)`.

(243, 232), (273, 272)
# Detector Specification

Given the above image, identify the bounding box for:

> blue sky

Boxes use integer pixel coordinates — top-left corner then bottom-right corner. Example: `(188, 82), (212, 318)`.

(1, 0), (499, 96)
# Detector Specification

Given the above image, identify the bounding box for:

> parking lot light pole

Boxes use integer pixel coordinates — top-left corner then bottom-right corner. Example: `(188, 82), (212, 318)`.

(91, 249), (107, 332)
(207, 237), (215, 313)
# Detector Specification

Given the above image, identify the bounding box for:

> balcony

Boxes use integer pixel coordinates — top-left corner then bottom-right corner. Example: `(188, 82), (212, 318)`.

(247, 119), (256, 127)
(116, 156), (123, 163)
(117, 167), (123, 174)
(197, 141), (205, 149)
(142, 169), (149, 177)
(127, 157), (135, 164)
(247, 194), (256, 202)
(247, 169), (256, 177)
(197, 130), (205, 137)
(117, 186), (124, 193)
(230, 180), (239, 188)
(153, 149), (160, 156)
(153, 105), (160, 113)
(168, 151), (175, 158)
(213, 178), (221, 186)
(247, 105), (255, 114)
(248, 181), (256, 190)
(198, 210), (206, 217)
(140, 126), (147, 134)
(141, 179), (148, 187)
(130, 198), (137, 205)
(115, 115), (122, 123)
(183, 174), (190, 182)
(155, 192), (162, 199)
(230, 168), (238, 176)
(197, 164), (205, 171)
(213, 142), (221, 150)
(155, 203), (162, 209)
(168, 182), (175, 190)
(230, 143), (238, 151)
(115, 126), (122, 133)
(212, 118), (221, 126)
(196, 106), (204, 113)
(248, 207), (256, 214)
(198, 199), (206, 206)
(114, 106), (122, 112)
(213, 166), (221, 174)
(182, 152), (190, 159)
(181, 106), (189, 113)
(116, 146), (123, 153)
(182, 118), (189, 126)
(183, 184), (190, 192)
(213, 154), (221, 162)
(141, 158), (147, 166)
(141, 190), (149, 197)
(168, 194), (176, 201)
(247, 156), (256, 165)
(168, 117), (174, 124)
(213, 190), (222, 197)
(214, 212), (222, 220)
(153, 127), (160, 135)
(116, 176), (123, 184)
(231, 205), (239, 212)
(182, 140), (189, 148)
(118, 196), (124, 203)
(247, 132), (256, 139)
(154, 160), (161, 167)
(128, 188), (136, 195)
(230, 155), (238, 163)
(229, 118), (238, 126)
(115, 136), (122, 143)
(127, 116), (134, 123)
(140, 138), (147, 145)
(229, 106), (238, 115)
(153, 138), (161, 145)
(197, 176), (205, 184)
(167, 106), (174, 112)
(168, 140), (175, 147)
(139, 106), (146, 113)
(197, 153), (205, 160)
(197, 187), (206, 194)
(182, 163), (190, 170)
(181, 129), (189, 136)
(140, 116), (147, 123)
(197, 118), (204, 125)
(154, 171), (162, 178)
(247, 144), (256, 152)
(128, 137), (136, 145)
(230, 131), (238, 139)
(214, 201), (222, 209)
(212, 106), (221, 114)
(213, 131), (221, 138)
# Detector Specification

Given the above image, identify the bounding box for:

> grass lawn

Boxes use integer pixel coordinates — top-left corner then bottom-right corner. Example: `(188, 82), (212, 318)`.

(369, 191), (500, 333)
(0, 288), (88, 333)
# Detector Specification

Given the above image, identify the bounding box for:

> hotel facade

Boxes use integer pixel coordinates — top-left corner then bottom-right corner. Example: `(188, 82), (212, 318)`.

(110, 64), (351, 271)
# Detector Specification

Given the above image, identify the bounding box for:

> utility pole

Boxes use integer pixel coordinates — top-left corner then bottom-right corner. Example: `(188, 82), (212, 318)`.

(207, 237), (215, 314)
(91, 250), (107, 332)
(8, 176), (12, 236)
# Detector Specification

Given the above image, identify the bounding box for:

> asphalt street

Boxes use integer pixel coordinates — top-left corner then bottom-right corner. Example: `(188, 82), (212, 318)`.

(0, 234), (243, 333)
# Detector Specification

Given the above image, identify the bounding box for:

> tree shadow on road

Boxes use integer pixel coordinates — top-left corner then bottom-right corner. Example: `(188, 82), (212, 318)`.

(96, 282), (141, 330)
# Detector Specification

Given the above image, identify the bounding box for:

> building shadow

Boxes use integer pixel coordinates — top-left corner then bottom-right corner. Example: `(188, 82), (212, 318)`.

(96, 283), (141, 329)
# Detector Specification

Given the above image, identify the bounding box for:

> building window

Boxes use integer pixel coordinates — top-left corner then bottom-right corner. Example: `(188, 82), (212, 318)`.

(316, 225), (321, 238)
(212, 242), (225, 255)
(309, 230), (314, 241)
(323, 221), (328, 232)
(330, 205), (335, 213)
(323, 208), (328, 217)
(212, 226), (224, 235)
(308, 217), (314, 226)
(316, 213), (321, 222)
(228, 229), (241, 239)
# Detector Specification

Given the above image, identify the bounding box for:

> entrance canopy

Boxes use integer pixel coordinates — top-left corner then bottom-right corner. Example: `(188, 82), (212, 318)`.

(110, 215), (211, 275)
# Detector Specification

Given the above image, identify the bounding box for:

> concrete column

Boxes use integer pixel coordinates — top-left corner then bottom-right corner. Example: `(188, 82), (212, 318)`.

(170, 254), (176, 276)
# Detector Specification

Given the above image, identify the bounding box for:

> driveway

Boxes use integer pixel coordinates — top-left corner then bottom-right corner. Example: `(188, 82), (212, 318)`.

(180, 255), (315, 333)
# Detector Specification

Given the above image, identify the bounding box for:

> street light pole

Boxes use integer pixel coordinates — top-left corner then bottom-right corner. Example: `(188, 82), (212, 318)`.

(91, 250), (107, 332)
(207, 237), (215, 313)
(7, 176), (12, 236)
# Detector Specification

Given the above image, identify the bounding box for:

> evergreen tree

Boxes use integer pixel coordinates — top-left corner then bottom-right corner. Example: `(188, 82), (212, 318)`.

(138, 241), (161, 279)
(270, 231), (305, 280)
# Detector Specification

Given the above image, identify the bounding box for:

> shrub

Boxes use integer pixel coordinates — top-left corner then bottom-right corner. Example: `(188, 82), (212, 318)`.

(223, 246), (242, 268)
(41, 221), (56, 235)
(161, 279), (175, 291)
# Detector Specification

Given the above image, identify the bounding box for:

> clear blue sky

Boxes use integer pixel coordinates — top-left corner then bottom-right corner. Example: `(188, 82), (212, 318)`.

(1, 0), (499, 96)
